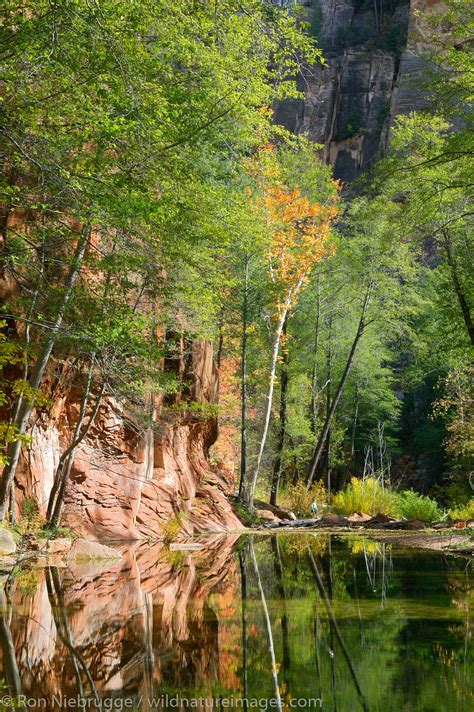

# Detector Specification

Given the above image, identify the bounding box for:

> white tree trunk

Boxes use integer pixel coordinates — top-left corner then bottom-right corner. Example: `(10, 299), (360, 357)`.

(246, 277), (304, 508)
(250, 541), (283, 712)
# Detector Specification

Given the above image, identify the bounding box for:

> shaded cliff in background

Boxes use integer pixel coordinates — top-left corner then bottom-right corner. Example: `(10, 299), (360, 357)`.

(274, 0), (431, 182)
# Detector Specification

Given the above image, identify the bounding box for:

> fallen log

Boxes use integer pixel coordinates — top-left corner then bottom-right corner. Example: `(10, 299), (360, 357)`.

(264, 516), (435, 531)
(265, 516), (352, 530)
(265, 518), (318, 529)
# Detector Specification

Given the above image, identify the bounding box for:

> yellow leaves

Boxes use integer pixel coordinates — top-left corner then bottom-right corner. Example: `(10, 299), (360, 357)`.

(246, 145), (340, 305)
(245, 143), (280, 182)
(263, 179), (338, 299)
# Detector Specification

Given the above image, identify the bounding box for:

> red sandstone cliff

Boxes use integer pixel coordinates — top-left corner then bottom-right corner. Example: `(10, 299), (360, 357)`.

(12, 339), (241, 540)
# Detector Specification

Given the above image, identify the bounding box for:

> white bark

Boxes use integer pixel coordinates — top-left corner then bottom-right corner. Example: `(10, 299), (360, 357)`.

(246, 277), (305, 507)
(250, 541), (283, 712)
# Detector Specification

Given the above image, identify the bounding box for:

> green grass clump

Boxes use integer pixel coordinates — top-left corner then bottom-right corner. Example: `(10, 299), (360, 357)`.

(332, 477), (400, 517)
(332, 477), (442, 522)
(397, 490), (441, 522)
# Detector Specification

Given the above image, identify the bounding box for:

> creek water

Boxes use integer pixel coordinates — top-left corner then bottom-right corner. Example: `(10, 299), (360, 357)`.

(0, 534), (471, 711)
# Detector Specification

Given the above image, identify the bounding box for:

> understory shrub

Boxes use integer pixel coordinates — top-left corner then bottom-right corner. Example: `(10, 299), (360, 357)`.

(15, 497), (44, 536)
(40, 525), (76, 541)
(280, 481), (328, 517)
(332, 477), (400, 517)
(449, 498), (474, 521)
(232, 499), (261, 527)
(161, 512), (188, 543)
(332, 477), (442, 521)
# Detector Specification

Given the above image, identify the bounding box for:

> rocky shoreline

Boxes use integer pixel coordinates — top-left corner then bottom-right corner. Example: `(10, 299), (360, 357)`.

(0, 512), (472, 580)
(256, 511), (474, 556)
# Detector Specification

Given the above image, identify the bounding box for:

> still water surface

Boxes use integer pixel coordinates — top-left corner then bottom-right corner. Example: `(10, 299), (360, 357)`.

(0, 534), (471, 711)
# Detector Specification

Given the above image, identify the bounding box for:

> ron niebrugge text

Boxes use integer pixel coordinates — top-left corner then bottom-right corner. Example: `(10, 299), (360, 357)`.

(0, 695), (323, 710)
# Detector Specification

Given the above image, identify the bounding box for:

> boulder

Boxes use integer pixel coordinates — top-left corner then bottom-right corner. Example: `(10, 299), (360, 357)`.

(67, 539), (122, 562)
(346, 513), (372, 523)
(46, 538), (73, 555)
(366, 512), (395, 526)
(0, 528), (16, 556)
(401, 519), (427, 530)
(253, 500), (296, 521)
(257, 509), (280, 523)
(372, 518), (428, 530)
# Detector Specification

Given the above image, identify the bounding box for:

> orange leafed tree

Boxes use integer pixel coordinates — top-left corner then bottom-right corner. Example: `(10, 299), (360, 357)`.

(245, 144), (340, 507)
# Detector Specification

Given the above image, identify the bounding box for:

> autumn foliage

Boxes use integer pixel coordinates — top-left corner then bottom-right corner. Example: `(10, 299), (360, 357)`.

(247, 144), (341, 315)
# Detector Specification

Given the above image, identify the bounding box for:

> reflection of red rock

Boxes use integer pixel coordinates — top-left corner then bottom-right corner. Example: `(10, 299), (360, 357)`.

(13, 339), (242, 540)
(4, 536), (240, 706)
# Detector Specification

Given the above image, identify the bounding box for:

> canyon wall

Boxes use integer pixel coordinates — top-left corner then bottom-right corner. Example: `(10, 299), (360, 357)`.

(275, 0), (434, 183)
(1, 207), (241, 539)
(12, 339), (241, 540)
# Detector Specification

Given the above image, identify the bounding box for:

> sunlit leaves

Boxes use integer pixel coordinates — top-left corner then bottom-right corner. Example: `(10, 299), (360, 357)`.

(246, 143), (340, 314)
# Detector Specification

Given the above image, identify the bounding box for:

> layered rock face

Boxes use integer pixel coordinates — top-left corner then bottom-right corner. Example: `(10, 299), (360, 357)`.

(14, 340), (241, 540)
(390, 0), (441, 117)
(274, 0), (431, 183)
(1, 206), (241, 539)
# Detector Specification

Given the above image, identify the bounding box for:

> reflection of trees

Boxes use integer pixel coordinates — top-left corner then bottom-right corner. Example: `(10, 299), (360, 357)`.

(391, 558), (472, 711)
(244, 535), (472, 711)
(271, 536), (290, 686)
(0, 580), (22, 703)
(45, 567), (99, 703)
(239, 549), (249, 711)
(349, 538), (393, 604)
(0, 535), (471, 712)
(250, 539), (283, 712)
(307, 547), (368, 712)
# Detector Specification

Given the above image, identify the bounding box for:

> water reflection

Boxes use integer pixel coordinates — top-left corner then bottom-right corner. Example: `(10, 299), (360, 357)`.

(0, 534), (471, 711)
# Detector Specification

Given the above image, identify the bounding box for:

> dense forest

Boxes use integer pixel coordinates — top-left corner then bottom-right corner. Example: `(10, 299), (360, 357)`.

(0, 0), (472, 532)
